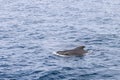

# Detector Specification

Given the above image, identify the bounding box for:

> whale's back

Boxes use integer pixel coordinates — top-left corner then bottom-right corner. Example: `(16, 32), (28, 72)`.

(56, 46), (87, 56)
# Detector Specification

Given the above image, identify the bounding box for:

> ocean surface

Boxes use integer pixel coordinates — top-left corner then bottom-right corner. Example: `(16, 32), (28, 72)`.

(0, 0), (120, 80)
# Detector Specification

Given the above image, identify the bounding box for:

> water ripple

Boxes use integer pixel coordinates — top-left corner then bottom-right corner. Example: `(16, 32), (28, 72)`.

(0, 0), (120, 80)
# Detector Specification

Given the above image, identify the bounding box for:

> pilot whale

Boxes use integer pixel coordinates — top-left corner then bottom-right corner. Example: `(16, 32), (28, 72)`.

(56, 46), (88, 56)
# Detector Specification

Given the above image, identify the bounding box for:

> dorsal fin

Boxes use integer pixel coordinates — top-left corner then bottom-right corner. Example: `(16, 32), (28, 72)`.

(75, 46), (85, 50)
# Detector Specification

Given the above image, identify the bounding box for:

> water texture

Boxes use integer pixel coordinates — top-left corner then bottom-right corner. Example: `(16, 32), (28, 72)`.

(0, 0), (120, 80)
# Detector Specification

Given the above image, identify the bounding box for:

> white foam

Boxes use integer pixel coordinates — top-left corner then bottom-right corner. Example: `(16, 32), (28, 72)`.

(52, 51), (69, 57)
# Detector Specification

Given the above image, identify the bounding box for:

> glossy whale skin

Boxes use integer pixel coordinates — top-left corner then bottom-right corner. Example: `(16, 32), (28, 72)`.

(56, 46), (88, 56)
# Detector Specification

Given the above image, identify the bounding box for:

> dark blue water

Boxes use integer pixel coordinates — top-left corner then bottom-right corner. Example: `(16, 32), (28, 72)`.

(0, 0), (120, 80)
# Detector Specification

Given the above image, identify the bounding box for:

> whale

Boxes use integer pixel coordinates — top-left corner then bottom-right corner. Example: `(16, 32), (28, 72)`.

(56, 46), (88, 56)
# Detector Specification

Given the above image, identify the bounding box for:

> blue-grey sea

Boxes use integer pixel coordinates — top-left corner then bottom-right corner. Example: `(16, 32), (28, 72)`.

(0, 0), (120, 80)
